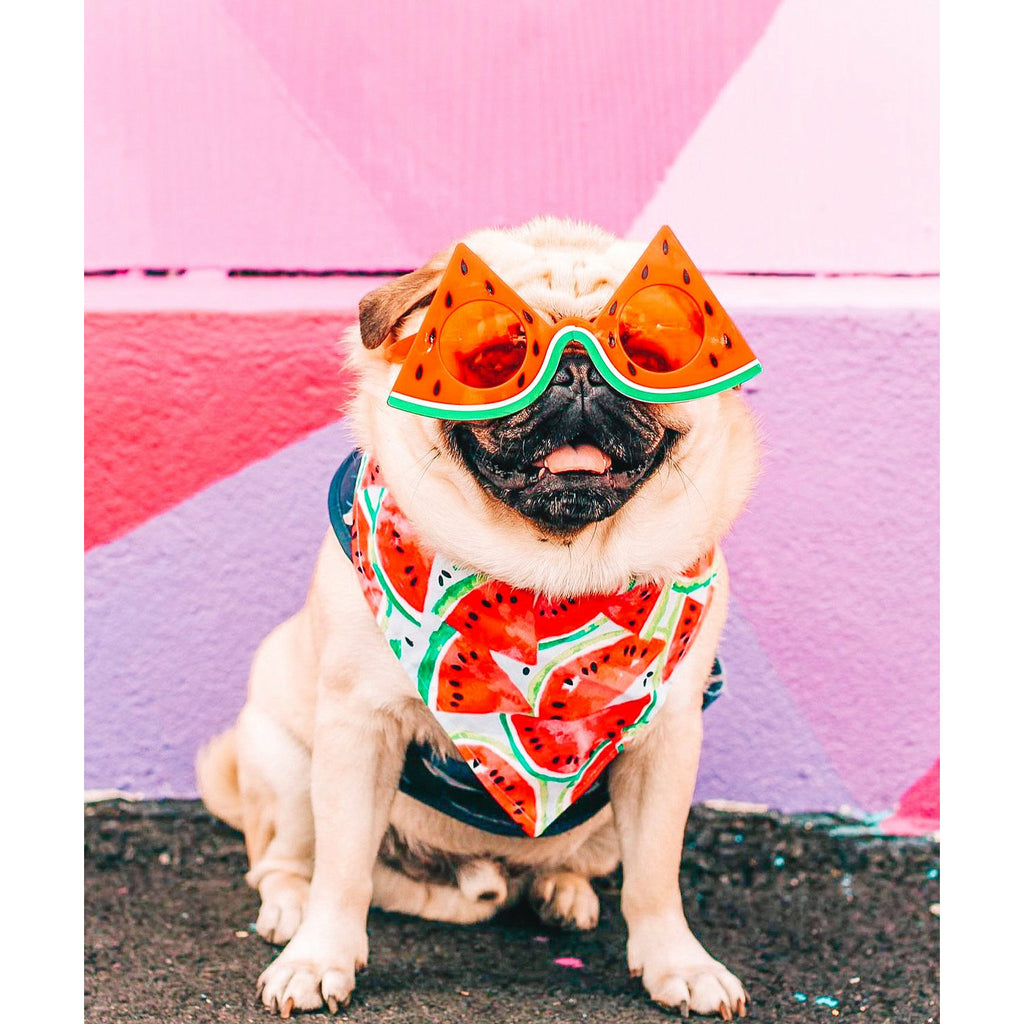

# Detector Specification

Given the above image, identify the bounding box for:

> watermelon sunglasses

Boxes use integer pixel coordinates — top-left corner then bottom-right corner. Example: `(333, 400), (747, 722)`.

(384, 225), (762, 421)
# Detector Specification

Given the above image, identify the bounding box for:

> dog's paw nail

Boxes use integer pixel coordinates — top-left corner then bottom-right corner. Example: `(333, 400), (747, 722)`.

(737, 995), (748, 1018)
(718, 999), (732, 1021)
(326, 995), (338, 1014)
(680, 999), (690, 1018)
(629, 967), (643, 979)
(280, 996), (294, 1019)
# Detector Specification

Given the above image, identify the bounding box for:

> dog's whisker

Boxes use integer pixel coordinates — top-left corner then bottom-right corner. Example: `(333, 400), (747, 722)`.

(410, 449), (442, 500)
(668, 457), (709, 518)
(411, 445), (441, 469)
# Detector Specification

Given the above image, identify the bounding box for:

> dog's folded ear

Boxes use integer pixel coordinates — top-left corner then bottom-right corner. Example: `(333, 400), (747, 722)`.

(358, 247), (454, 350)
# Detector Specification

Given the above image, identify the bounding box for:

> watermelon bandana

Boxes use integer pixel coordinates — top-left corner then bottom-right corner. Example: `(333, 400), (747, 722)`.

(329, 450), (720, 838)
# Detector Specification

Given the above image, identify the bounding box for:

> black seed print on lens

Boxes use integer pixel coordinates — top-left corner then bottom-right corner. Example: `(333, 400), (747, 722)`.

(609, 300), (617, 315)
(683, 269), (690, 285)
(433, 380), (441, 396)
(517, 373), (525, 387)
(710, 354), (719, 368)
(641, 265), (649, 280)
(704, 301), (714, 316)
(485, 280), (494, 295)
(445, 292), (452, 308)
(723, 333), (732, 348)
(523, 310), (533, 324)
(628, 362), (637, 376)
(460, 259), (468, 275)
(662, 239), (669, 254)
(415, 365), (423, 380)
(428, 327), (436, 345)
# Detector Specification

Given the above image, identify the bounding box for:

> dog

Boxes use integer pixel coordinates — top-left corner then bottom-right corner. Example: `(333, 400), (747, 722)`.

(197, 217), (761, 1018)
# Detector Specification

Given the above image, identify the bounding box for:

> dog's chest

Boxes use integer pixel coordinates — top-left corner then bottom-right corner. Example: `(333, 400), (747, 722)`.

(329, 449), (719, 837)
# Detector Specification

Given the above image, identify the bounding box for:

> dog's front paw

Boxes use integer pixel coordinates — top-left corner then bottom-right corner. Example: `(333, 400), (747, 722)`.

(530, 872), (601, 930)
(257, 923), (368, 1018)
(628, 927), (747, 1019)
(256, 872), (310, 946)
(640, 961), (747, 1019)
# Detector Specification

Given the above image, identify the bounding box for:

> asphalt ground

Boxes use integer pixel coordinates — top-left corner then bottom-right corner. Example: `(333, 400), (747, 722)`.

(85, 801), (939, 1023)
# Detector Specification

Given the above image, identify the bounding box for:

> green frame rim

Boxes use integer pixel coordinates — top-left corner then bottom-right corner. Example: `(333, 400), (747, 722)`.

(387, 326), (762, 420)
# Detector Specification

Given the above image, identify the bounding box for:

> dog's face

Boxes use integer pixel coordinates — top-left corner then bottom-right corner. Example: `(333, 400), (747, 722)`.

(440, 350), (678, 535)
(350, 217), (760, 595)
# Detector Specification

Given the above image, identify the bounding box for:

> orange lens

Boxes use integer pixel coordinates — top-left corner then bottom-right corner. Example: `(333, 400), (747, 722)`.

(618, 286), (705, 373)
(438, 300), (528, 389)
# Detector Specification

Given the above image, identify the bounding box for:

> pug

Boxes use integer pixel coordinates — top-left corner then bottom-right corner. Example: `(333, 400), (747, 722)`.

(197, 217), (762, 1019)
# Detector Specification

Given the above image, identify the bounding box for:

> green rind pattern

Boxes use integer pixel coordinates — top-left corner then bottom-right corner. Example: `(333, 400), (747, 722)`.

(499, 713), (590, 785)
(670, 572), (717, 595)
(526, 621), (631, 706)
(536, 619), (603, 651)
(416, 622), (458, 704)
(430, 571), (485, 619)
(387, 325), (762, 421)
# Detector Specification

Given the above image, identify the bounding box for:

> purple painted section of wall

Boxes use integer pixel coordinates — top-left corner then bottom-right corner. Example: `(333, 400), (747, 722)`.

(697, 605), (853, 810)
(726, 309), (939, 812)
(85, 420), (355, 794)
(85, 292), (938, 814)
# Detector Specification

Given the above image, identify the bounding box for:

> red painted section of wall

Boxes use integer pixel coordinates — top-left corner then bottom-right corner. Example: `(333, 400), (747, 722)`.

(85, 312), (354, 549)
(881, 758), (939, 835)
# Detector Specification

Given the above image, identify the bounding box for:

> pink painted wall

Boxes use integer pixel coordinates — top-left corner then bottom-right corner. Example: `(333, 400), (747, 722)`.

(85, 0), (937, 273)
(84, 1), (939, 828)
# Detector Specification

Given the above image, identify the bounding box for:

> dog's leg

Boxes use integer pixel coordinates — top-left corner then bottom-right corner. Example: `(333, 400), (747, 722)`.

(610, 708), (747, 1019)
(237, 707), (314, 946)
(371, 860), (506, 923)
(528, 810), (618, 931)
(529, 871), (601, 931)
(255, 679), (406, 1017)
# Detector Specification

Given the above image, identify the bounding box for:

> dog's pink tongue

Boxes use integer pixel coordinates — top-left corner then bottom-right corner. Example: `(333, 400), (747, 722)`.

(543, 444), (612, 474)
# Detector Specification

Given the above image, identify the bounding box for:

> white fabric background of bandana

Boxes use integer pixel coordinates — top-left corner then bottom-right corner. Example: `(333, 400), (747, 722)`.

(345, 453), (715, 836)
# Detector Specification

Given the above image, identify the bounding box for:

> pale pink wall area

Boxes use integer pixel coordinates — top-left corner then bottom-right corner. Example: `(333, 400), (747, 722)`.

(632, 0), (939, 272)
(85, 0), (937, 274)
(86, 0), (782, 269)
(85, 0), (419, 269)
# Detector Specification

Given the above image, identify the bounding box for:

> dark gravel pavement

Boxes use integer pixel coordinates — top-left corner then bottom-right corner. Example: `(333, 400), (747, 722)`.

(85, 801), (939, 1023)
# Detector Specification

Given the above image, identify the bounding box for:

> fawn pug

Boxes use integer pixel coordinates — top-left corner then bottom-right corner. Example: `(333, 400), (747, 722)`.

(198, 217), (761, 1018)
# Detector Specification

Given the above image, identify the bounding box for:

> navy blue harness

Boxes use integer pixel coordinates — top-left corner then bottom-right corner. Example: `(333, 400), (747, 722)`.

(329, 449), (723, 837)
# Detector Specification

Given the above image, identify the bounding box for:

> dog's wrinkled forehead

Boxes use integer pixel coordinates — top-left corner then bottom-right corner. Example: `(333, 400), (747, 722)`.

(357, 218), (649, 352)
(460, 219), (643, 322)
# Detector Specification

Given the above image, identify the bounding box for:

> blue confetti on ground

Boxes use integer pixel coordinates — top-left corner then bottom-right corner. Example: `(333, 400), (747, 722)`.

(815, 995), (840, 1008)
(773, 855), (786, 868)
(793, 992), (808, 1003)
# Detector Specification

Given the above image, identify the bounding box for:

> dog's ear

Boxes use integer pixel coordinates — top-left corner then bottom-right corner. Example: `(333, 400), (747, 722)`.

(357, 247), (453, 350)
